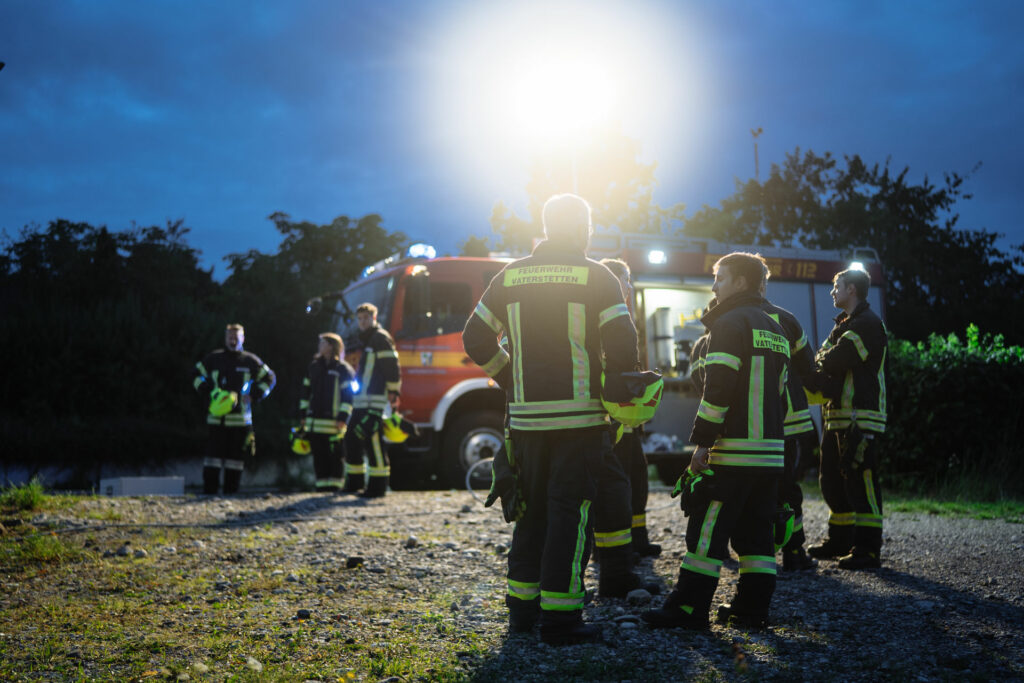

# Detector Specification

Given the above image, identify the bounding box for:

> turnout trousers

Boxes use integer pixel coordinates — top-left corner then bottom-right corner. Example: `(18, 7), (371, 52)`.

(203, 425), (254, 495)
(506, 427), (617, 622)
(343, 408), (389, 495)
(672, 468), (779, 617)
(310, 433), (344, 490)
(819, 428), (883, 556)
(613, 429), (653, 549)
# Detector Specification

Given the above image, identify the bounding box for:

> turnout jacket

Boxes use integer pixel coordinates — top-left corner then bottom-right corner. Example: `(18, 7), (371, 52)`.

(761, 301), (816, 438)
(814, 301), (887, 434)
(194, 348), (276, 427)
(300, 357), (356, 434)
(691, 292), (790, 470)
(352, 324), (401, 413)
(462, 239), (639, 431)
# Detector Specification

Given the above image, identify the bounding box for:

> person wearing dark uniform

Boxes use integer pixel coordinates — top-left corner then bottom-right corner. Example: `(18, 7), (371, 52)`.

(463, 193), (639, 645)
(807, 268), (887, 570)
(644, 252), (789, 630)
(599, 258), (662, 560)
(343, 303), (401, 498)
(193, 324), (276, 495)
(299, 332), (355, 491)
(760, 287), (819, 571)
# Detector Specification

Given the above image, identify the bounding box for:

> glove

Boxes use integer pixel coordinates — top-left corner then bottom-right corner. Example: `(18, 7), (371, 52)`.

(484, 438), (526, 523)
(353, 411), (382, 440)
(331, 421), (347, 442)
(671, 467), (716, 516)
(839, 422), (874, 477)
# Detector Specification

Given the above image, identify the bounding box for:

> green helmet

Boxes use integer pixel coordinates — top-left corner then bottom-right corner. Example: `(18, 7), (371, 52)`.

(601, 372), (664, 427)
(208, 388), (238, 417)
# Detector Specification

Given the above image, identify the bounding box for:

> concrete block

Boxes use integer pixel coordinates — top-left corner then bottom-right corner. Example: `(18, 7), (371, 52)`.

(99, 477), (185, 496)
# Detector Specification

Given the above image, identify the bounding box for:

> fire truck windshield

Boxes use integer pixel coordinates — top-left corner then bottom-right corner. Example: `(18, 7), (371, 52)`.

(335, 275), (395, 344)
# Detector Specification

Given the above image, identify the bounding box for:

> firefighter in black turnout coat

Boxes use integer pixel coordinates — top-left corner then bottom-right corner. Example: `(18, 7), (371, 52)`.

(299, 332), (355, 491)
(644, 252), (789, 630)
(463, 193), (639, 645)
(193, 324), (276, 494)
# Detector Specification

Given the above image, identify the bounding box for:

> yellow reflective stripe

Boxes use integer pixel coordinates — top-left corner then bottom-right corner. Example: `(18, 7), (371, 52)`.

(195, 361), (208, 376)
(697, 400), (729, 424)
(570, 500), (591, 595)
(480, 349), (510, 378)
(207, 414), (252, 426)
(857, 512), (883, 529)
(344, 463), (367, 475)
(509, 414), (609, 430)
(568, 302), (589, 400)
(360, 351), (376, 395)
(599, 302), (630, 326)
(705, 352), (741, 371)
(863, 469), (882, 519)
(713, 438), (785, 451)
(309, 418), (342, 434)
(504, 265), (589, 287)
(594, 529), (632, 548)
(739, 555), (777, 575)
(303, 377), (311, 387)
(509, 399), (604, 414)
(793, 332), (808, 353)
(696, 500), (722, 557)
(631, 514), (646, 528)
(840, 330), (869, 361)
(748, 356), (765, 439)
(473, 301), (504, 334)
(540, 590), (586, 611)
(315, 478), (344, 488)
(193, 376), (206, 390)
(508, 302), (525, 403)
(374, 350), (398, 361)
(878, 348), (887, 414)
(508, 580), (540, 600)
(829, 511), (855, 526)
(708, 452), (784, 468)
(681, 552), (722, 578)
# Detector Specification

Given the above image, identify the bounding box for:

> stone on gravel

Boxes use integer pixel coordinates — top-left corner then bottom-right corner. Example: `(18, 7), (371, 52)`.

(133, 548), (148, 559)
(404, 535), (419, 548)
(245, 656), (263, 672)
(626, 588), (652, 605)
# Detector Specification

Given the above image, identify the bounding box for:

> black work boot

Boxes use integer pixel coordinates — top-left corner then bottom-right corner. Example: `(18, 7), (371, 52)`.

(642, 590), (710, 630)
(807, 538), (851, 559)
(716, 602), (769, 629)
(202, 466), (221, 495)
(837, 550), (881, 570)
(598, 546), (639, 598)
(539, 612), (603, 646)
(361, 476), (388, 498)
(631, 526), (663, 558)
(341, 472), (365, 494)
(782, 548), (817, 571)
(506, 597), (539, 634)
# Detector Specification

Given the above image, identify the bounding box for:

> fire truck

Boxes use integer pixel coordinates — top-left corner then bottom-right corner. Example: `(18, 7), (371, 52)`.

(307, 236), (884, 488)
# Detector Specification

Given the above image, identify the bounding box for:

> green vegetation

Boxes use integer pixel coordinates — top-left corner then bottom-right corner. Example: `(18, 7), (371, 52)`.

(0, 477), (47, 511)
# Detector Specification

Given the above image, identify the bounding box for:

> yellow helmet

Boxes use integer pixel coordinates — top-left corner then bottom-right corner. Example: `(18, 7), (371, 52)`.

(208, 388), (238, 417)
(290, 428), (311, 455)
(601, 372), (664, 427)
(381, 413), (410, 443)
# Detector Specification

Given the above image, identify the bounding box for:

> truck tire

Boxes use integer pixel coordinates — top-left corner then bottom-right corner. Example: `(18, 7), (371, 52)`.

(443, 411), (504, 489)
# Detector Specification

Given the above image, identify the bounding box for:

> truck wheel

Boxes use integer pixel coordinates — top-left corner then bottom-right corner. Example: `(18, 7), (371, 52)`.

(443, 411), (504, 489)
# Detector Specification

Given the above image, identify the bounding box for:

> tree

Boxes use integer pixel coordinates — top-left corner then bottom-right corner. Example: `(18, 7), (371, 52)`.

(684, 149), (1024, 342)
(458, 235), (491, 257)
(488, 126), (686, 253)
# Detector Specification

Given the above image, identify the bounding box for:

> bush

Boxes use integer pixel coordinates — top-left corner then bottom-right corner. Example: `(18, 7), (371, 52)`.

(882, 324), (1024, 496)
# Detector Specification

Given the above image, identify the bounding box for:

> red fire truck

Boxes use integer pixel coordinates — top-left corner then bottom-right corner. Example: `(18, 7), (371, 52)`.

(308, 236), (884, 488)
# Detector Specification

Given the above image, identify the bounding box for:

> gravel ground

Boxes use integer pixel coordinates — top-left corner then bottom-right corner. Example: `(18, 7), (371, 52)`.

(4, 487), (1023, 682)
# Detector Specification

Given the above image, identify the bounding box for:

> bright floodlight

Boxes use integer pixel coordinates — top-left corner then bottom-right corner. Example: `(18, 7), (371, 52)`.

(849, 261), (866, 272)
(407, 243), (437, 259)
(648, 250), (668, 265)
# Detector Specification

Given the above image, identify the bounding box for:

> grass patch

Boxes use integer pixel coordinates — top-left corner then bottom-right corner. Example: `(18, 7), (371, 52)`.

(0, 477), (47, 511)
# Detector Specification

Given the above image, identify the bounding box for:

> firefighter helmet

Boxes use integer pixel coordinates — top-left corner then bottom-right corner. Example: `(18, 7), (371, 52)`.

(290, 428), (311, 455)
(381, 413), (410, 443)
(601, 371), (664, 427)
(208, 388), (237, 417)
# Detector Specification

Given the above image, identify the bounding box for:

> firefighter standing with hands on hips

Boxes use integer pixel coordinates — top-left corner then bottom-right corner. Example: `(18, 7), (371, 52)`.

(463, 193), (641, 646)
(193, 324), (276, 495)
(343, 303), (402, 498)
(297, 332), (355, 492)
(644, 252), (789, 630)
(806, 267), (888, 569)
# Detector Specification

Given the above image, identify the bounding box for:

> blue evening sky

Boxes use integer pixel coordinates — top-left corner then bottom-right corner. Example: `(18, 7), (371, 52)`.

(2, 1), (1022, 278)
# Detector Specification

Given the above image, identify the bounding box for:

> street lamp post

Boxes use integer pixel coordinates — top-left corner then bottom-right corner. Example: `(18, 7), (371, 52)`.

(751, 127), (763, 181)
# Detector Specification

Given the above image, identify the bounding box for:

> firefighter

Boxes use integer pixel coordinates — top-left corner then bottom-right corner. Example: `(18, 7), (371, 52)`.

(299, 332), (355, 491)
(342, 303), (401, 498)
(643, 252), (789, 630)
(760, 280), (819, 571)
(599, 258), (662, 560)
(193, 324), (276, 495)
(462, 193), (640, 645)
(806, 268), (887, 570)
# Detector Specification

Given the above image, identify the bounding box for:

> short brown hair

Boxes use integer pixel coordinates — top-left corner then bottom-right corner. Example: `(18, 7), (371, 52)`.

(713, 252), (768, 293)
(834, 268), (870, 300)
(356, 303), (377, 317)
(225, 323), (244, 332)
